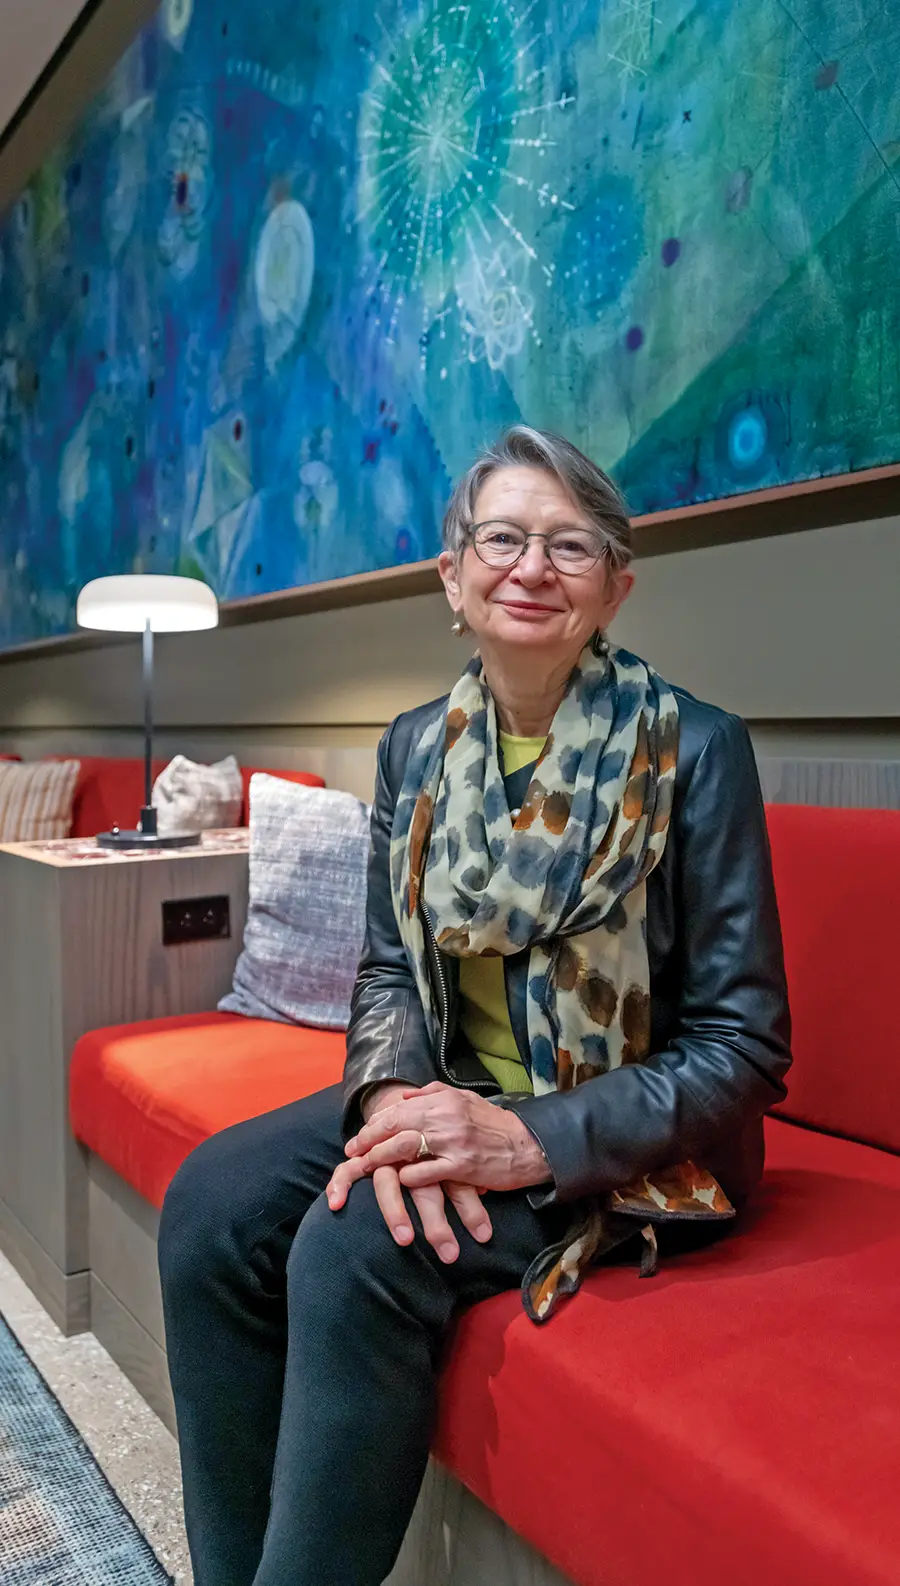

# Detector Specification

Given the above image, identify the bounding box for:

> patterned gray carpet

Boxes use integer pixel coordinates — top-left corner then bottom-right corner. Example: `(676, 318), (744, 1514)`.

(0, 1312), (172, 1584)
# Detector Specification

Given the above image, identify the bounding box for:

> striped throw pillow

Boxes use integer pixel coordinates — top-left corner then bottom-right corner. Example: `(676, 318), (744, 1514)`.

(0, 760), (81, 842)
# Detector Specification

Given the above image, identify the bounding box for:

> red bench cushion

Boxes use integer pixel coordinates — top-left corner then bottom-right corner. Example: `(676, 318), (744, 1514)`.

(71, 1014), (900, 1586)
(437, 1117), (900, 1586)
(70, 1012), (346, 1208)
(766, 805), (900, 1154)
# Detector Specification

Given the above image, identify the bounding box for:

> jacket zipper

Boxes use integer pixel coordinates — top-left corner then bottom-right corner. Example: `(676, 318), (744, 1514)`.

(420, 906), (495, 1092)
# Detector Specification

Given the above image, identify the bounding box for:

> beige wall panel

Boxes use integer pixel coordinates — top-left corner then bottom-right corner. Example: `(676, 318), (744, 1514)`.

(0, 515), (898, 739)
(747, 722), (900, 758)
(0, 728), (381, 802)
(0, 592), (461, 730)
(612, 513), (900, 718)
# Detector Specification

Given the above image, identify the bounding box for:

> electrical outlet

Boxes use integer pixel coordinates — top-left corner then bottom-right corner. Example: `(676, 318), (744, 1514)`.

(162, 894), (231, 946)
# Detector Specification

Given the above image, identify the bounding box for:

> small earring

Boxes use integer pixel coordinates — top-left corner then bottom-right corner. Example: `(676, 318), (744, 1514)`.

(451, 611), (469, 637)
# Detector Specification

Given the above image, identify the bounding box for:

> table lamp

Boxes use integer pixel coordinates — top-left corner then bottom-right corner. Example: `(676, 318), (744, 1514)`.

(76, 573), (219, 848)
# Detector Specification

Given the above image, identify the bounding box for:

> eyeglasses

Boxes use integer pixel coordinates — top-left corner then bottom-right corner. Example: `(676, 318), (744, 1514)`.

(467, 520), (606, 576)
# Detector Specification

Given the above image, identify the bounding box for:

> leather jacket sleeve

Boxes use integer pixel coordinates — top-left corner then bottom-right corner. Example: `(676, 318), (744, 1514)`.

(503, 712), (792, 1206)
(341, 719), (439, 1136)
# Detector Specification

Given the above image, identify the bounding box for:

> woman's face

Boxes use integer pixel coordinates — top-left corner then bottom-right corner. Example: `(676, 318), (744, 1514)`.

(438, 465), (634, 660)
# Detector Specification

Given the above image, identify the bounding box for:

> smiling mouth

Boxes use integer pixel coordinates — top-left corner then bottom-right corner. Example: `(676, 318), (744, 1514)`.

(499, 600), (563, 614)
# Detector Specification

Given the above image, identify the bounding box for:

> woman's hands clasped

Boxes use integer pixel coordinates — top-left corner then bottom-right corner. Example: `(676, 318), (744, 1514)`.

(326, 1080), (551, 1263)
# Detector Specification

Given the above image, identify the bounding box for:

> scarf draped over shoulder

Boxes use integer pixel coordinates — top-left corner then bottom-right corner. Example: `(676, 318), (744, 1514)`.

(390, 642), (733, 1322)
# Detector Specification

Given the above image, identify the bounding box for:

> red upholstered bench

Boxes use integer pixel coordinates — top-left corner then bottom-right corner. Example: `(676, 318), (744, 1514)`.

(69, 806), (900, 1586)
(436, 1120), (900, 1586)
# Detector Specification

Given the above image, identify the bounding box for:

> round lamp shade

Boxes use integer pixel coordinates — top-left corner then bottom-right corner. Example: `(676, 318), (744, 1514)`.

(77, 574), (219, 634)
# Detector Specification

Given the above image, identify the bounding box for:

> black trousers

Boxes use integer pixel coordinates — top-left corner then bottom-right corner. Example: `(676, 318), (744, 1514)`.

(157, 1082), (570, 1586)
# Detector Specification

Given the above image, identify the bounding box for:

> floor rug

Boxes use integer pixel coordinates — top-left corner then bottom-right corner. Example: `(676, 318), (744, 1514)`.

(0, 1311), (172, 1584)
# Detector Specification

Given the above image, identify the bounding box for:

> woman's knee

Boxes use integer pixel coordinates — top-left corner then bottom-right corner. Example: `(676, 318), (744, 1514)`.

(158, 1125), (258, 1293)
(158, 1088), (344, 1298)
(285, 1177), (432, 1328)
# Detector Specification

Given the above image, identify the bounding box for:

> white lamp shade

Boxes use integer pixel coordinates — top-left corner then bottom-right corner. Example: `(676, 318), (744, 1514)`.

(76, 575), (219, 634)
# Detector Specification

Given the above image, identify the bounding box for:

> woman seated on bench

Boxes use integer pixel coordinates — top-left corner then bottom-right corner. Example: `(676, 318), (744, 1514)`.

(158, 424), (791, 1586)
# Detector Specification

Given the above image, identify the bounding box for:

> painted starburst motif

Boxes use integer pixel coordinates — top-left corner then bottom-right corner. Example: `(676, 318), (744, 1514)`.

(356, 0), (574, 367)
(606, 0), (656, 90)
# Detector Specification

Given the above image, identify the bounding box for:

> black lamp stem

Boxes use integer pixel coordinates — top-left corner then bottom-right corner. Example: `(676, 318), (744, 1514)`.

(95, 609), (199, 849)
(141, 620), (156, 832)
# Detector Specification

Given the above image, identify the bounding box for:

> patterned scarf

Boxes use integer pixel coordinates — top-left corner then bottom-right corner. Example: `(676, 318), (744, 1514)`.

(390, 641), (733, 1323)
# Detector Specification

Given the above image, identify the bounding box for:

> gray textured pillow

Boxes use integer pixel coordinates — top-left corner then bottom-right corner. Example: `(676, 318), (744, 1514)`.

(219, 773), (371, 1030)
(152, 754), (243, 836)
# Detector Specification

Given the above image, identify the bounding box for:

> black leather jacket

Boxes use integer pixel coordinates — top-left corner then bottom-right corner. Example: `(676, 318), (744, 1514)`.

(343, 685), (792, 1211)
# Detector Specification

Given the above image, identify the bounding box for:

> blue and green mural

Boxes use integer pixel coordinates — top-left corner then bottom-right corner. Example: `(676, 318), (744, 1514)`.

(1, 0), (898, 648)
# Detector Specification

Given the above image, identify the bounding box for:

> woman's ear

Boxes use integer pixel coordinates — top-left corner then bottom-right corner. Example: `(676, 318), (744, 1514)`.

(438, 550), (462, 611)
(603, 566), (635, 627)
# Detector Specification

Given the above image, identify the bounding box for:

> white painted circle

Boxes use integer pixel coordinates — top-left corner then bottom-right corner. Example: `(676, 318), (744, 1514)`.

(162, 0), (193, 46)
(254, 200), (315, 333)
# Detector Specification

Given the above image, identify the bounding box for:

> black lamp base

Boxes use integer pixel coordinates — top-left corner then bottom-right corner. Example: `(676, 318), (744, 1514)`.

(95, 805), (201, 850)
(96, 828), (202, 850)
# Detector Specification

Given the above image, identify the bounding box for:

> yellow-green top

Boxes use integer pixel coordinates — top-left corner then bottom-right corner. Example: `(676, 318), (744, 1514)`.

(457, 732), (546, 1093)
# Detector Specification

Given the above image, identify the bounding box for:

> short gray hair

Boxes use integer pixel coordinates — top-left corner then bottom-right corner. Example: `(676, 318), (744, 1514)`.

(441, 425), (632, 570)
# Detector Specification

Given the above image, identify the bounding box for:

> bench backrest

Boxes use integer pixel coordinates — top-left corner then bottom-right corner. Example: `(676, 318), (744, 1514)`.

(766, 803), (900, 1155)
(57, 757), (325, 837)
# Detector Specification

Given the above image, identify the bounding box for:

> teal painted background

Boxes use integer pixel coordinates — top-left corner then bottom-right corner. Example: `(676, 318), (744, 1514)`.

(0, 0), (898, 648)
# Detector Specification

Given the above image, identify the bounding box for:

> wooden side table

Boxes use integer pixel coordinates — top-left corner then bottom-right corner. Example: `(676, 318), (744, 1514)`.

(0, 830), (251, 1333)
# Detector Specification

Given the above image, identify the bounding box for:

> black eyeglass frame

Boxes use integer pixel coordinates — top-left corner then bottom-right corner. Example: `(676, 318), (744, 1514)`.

(464, 519), (609, 576)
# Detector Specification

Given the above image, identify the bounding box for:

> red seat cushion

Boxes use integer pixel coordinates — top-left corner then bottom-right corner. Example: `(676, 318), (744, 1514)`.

(69, 1012), (346, 1208)
(766, 805), (900, 1153)
(436, 1117), (900, 1586)
(72, 1013), (900, 1586)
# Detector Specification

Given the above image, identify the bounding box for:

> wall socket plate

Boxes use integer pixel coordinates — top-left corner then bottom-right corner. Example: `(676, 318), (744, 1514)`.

(162, 894), (231, 946)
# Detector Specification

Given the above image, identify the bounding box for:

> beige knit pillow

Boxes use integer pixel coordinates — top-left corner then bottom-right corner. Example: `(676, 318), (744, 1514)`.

(152, 754), (243, 836)
(0, 760), (81, 842)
